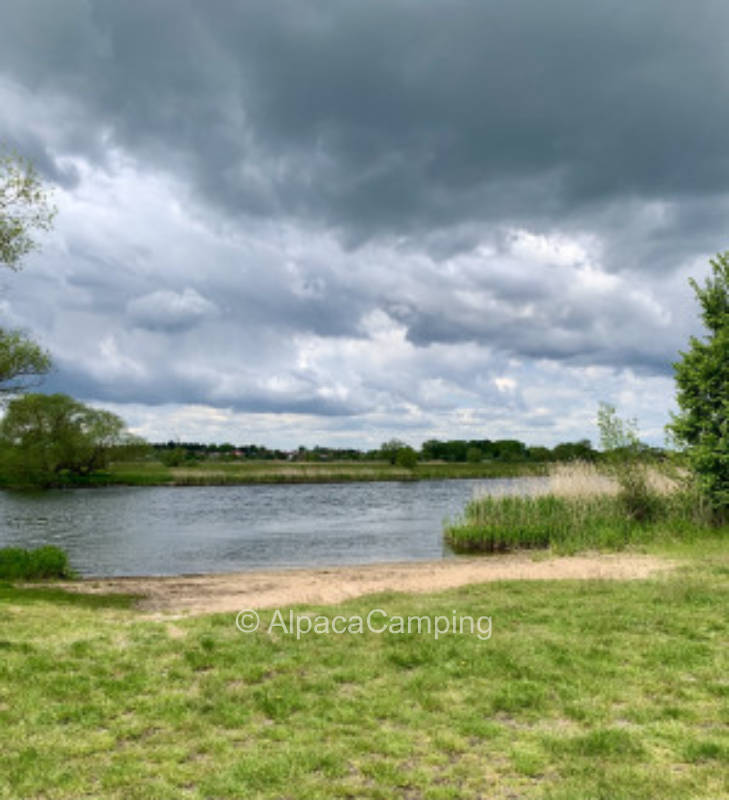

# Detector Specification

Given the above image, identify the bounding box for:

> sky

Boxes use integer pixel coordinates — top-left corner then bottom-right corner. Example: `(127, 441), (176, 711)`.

(1, 0), (727, 449)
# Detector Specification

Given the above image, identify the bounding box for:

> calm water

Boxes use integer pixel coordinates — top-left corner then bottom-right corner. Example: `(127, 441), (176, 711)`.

(0, 478), (545, 577)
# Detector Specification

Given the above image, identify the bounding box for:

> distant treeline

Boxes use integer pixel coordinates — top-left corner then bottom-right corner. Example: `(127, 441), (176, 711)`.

(151, 438), (666, 466)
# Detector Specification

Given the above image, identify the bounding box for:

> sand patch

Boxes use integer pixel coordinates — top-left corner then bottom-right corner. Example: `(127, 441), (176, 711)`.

(51, 553), (676, 617)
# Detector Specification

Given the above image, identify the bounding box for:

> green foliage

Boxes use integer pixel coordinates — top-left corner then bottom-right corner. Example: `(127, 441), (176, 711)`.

(445, 495), (572, 552)
(598, 402), (658, 522)
(0, 148), (54, 392)
(421, 436), (598, 463)
(550, 439), (596, 462)
(159, 446), (187, 467)
(669, 251), (729, 520)
(466, 446), (482, 463)
(0, 327), (51, 395)
(0, 148), (56, 270)
(0, 545), (74, 580)
(394, 445), (418, 469)
(597, 402), (640, 453)
(379, 438), (407, 465)
(444, 488), (698, 554)
(0, 393), (142, 488)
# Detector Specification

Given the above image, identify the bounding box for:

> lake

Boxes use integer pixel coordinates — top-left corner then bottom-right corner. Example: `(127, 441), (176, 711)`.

(0, 478), (546, 577)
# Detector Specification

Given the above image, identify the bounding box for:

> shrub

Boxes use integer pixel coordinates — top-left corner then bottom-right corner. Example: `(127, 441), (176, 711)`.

(395, 446), (418, 469)
(159, 446), (187, 467)
(0, 545), (75, 580)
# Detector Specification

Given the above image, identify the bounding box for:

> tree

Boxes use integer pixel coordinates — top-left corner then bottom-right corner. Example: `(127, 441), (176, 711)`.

(669, 252), (729, 519)
(0, 393), (144, 487)
(380, 438), (407, 464)
(0, 148), (54, 393)
(0, 328), (51, 396)
(466, 446), (483, 463)
(551, 439), (596, 462)
(1, 149), (56, 269)
(597, 404), (640, 454)
(395, 445), (418, 469)
(597, 402), (657, 522)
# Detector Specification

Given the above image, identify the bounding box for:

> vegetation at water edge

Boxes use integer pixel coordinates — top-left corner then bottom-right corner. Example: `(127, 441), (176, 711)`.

(0, 545), (75, 580)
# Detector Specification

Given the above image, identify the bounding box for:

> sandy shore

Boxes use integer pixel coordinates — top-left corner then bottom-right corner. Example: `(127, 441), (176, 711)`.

(55, 552), (676, 616)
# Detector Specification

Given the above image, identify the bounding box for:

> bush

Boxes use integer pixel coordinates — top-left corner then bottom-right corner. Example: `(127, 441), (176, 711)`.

(159, 446), (187, 467)
(0, 545), (75, 580)
(395, 446), (418, 469)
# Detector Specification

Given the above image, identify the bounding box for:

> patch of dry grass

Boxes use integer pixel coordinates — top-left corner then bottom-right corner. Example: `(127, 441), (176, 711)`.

(544, 461), (683, 499)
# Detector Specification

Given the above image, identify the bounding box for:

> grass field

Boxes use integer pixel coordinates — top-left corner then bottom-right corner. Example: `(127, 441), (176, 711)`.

(98, 459), (547, 487)
(1, 539), (728, 798)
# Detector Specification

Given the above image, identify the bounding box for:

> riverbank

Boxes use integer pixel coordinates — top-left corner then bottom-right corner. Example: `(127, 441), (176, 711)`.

(3, 540), (727, 799)
(46, 552), (676, 615)
(88, 459), (548, 487)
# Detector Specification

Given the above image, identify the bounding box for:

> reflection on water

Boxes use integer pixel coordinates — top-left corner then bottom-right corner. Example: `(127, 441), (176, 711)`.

(0, 477), (546, 577)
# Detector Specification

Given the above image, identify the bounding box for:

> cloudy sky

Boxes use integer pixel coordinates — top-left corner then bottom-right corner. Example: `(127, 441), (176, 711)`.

(1, 0), (727, 449)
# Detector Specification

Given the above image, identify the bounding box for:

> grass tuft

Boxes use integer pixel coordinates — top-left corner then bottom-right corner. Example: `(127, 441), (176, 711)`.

(0, 545), (76, 580)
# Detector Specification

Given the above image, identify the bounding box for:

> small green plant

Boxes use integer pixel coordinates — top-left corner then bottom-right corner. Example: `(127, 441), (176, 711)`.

(597, 402), (659, 522)
(0, 545), (75, 580)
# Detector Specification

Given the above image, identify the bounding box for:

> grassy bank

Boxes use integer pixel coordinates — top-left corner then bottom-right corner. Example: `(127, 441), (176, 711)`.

(1, 541), (728, 798)
(444, 462), (700, 554)
(85, 459), (547, 487)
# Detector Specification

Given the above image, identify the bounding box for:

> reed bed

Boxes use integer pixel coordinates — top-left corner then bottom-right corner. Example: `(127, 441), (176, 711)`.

(168, 465), (417, 485)
(103, 459), (546, 486)
(447, 461), (694, 554)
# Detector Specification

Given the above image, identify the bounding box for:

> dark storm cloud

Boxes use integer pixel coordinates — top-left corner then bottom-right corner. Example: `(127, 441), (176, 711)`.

(2, 0), (729, 247)
(0, 0), (725, 442)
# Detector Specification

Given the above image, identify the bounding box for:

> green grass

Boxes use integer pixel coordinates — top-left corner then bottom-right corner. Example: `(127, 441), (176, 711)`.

(444, 489), (707, 554)
(1, 541), (729, 798)
(0, 546), (75, 580)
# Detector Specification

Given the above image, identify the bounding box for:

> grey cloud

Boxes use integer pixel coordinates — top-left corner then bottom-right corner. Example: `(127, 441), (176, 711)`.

(1, 1), (722, 445)
(127, 288), (218, 331)
(2, 0), (729, 249)
(43, 357), (362, 417)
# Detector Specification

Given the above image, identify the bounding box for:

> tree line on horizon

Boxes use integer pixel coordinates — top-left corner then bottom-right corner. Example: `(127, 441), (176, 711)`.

(151, 436), (665, 466)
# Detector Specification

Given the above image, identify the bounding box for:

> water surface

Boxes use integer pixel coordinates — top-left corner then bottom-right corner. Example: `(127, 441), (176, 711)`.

(0, 478), (545, 577)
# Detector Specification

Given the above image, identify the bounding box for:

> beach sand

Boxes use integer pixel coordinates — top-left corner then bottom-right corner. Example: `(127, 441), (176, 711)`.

(50, 552), (677, 617)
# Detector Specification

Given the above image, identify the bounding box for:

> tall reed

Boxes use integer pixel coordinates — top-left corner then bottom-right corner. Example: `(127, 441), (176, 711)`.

(446, 461), (696, 554)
